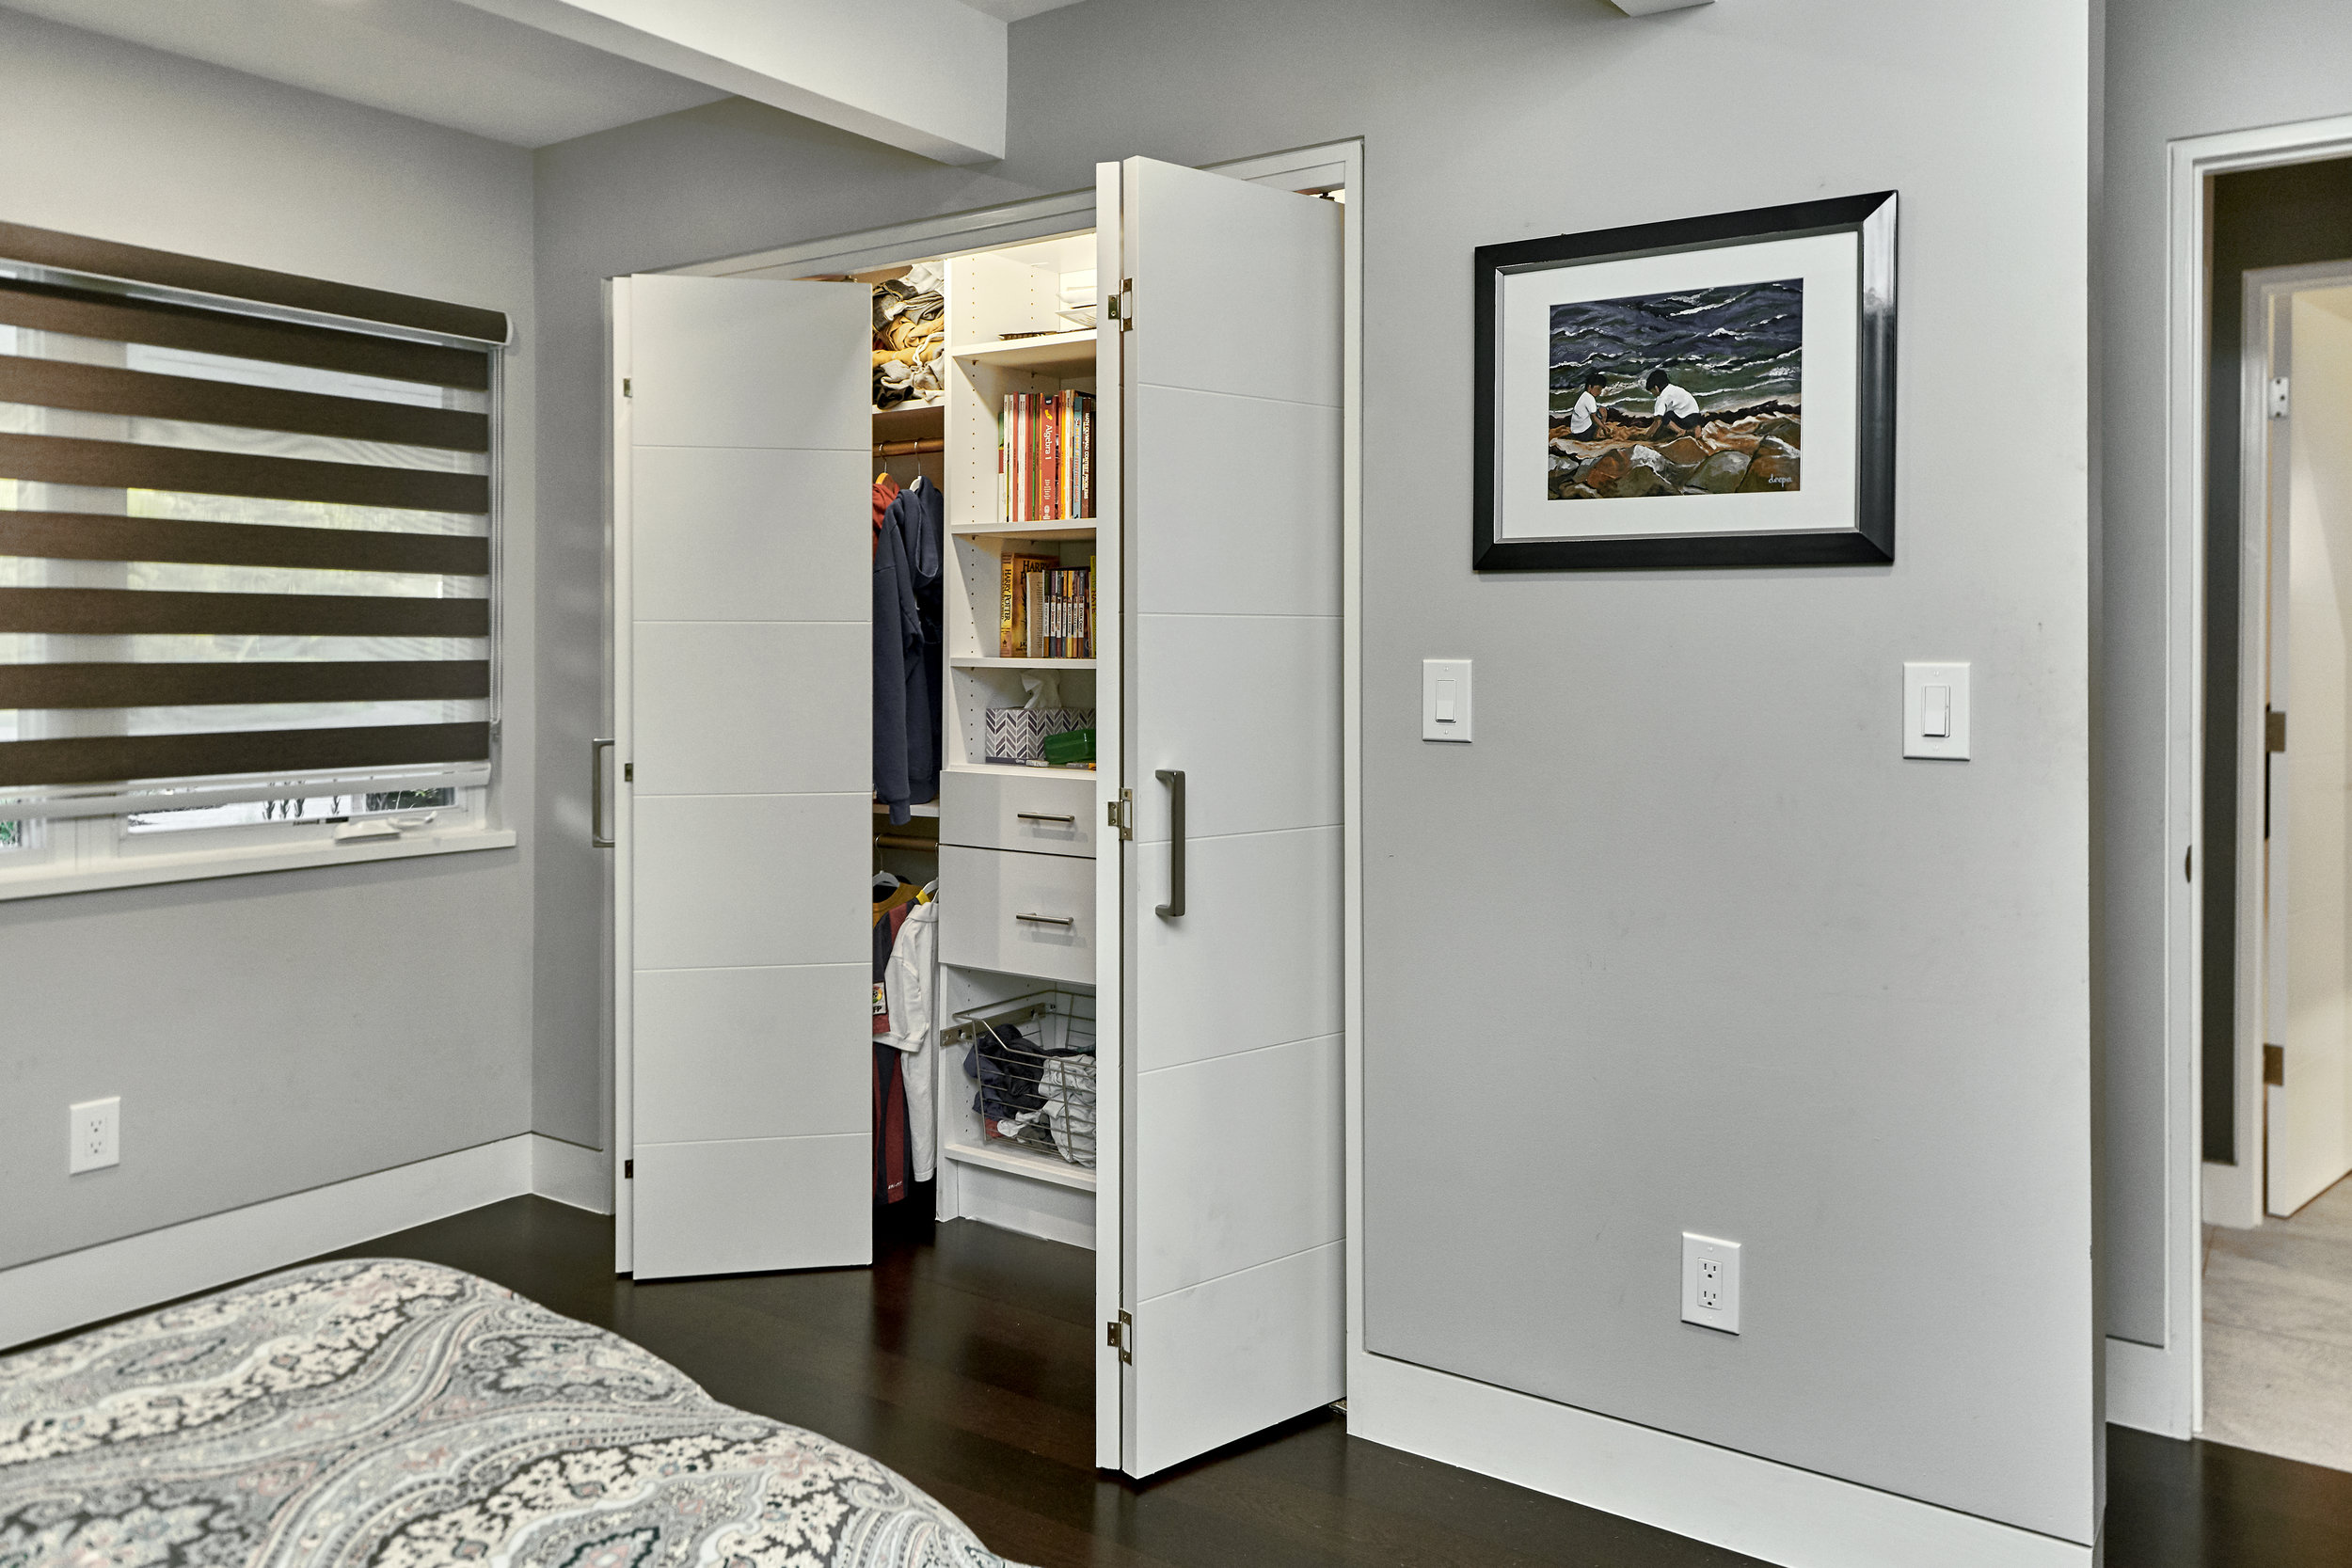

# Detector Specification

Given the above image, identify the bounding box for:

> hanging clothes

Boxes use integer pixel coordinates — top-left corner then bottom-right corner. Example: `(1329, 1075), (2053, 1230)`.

(872, 876), (921, 1206)
(881, 894), (938, 1182)
(871, 472), (900, 545)
(873, 476), (944, 823)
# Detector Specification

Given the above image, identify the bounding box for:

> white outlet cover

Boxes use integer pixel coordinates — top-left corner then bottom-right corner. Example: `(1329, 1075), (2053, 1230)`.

(69, 1096), (119, 1175)
(1681, 1231), (1741, 1334)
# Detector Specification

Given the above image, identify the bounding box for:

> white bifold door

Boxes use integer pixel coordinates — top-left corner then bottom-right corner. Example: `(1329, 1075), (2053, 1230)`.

(610, 274), (874, 1279)
(1111, 157), (1346, 1476)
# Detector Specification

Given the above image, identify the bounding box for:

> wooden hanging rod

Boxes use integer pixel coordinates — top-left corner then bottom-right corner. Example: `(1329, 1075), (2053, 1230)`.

(873, 833), (938, 850)
(874, 438), (945, 456)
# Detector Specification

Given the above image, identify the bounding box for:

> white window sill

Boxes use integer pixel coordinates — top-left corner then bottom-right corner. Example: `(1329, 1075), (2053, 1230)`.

(0, 826), (517, 902)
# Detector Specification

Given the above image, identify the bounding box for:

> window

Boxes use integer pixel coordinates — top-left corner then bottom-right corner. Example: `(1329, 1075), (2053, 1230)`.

(0, 221), (510, 895)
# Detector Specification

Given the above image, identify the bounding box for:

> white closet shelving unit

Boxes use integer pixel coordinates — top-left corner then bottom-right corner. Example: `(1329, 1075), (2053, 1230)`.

(606, 154), (1346, 1481)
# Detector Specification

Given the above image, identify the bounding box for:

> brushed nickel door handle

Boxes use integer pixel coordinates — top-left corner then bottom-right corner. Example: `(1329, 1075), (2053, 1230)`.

(591, 737), (616, 848)
(1155, 768), (1184, 917)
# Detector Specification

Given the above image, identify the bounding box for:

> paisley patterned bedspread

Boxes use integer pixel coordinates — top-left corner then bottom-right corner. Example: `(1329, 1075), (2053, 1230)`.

(0, 1259), (1028, 1568)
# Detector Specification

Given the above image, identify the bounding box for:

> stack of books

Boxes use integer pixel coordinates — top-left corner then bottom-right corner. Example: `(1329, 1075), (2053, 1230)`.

(999, 553), (1096, 659)
(999, 390), (1095, 524)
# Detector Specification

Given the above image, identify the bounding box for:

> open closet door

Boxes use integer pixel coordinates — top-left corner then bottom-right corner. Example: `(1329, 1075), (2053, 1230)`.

(1115, 157), (1345, 1475)
(612, 275), (873, 1280)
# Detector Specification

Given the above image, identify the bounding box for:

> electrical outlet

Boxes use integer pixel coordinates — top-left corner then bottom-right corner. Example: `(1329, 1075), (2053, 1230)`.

(1681, 1232), (1740, 1334)
(69, 1097), (119, 1175)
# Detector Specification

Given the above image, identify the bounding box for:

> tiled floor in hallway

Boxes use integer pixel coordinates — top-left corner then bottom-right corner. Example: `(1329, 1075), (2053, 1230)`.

(2202, 1174), (2352, 1472)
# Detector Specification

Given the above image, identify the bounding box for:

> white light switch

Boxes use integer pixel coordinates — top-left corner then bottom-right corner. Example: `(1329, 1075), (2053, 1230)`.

(1922, 685), (1950, 738)
(1903, 662), (1969, 759)
(1422, 659), (1472, 741)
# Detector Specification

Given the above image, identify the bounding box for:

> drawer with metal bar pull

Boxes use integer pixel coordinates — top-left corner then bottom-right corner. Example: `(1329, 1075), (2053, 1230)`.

(939, 843), (1096, 985)
(941, 768), (1096, 859)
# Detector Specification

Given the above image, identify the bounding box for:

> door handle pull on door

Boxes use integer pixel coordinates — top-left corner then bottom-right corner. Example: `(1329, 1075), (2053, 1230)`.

(591, 737), (616, 848)
(1155, 768), (1185, 917)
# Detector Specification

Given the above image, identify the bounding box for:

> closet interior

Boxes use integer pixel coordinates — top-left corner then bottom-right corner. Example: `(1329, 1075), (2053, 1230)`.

(860, 231), (1106, 1246)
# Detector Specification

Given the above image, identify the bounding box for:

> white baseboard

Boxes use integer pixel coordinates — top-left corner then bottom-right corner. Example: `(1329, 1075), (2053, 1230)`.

(1347, 1351), (2093, 1568)
(2105, 1334), (2191, 1439)
(0, 1132), (616, 1352)
(948, 1161), (1095, 1250)
(531, 1134), (612, 1215)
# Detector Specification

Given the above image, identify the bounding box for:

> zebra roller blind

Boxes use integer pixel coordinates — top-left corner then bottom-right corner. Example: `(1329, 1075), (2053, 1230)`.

(0, 223), (506, 820)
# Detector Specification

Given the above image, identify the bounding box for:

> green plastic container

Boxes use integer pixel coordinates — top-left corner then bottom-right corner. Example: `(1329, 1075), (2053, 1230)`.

(1041, 726), (1095, 766)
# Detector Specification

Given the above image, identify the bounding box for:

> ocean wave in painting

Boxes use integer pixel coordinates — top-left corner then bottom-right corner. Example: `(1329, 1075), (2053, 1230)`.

(1549, 279), (1803, 412)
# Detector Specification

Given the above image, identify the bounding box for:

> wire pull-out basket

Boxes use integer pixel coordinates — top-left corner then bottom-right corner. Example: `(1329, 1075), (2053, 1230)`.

(946, 987), (1095, 1167)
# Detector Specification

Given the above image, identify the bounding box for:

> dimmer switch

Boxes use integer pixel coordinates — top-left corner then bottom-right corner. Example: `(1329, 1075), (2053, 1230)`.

(1903, 662), (1970, 759)
(1422, 659), (1472, 741)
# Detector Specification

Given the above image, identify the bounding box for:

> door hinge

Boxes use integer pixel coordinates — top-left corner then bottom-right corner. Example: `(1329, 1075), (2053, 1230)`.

(1107, 1310), (1134, 1364)
(622, 377), (633, 398)
(623, 762), (634, 783)
(2269, 377), (2291, 419)
(624, 1158), (633, 1179)
(1118, 279), (1134, 332)
(1107, 788), (1134, 839)
(2267, 707), (2286, 752)
(2265, 1043), (2285, 1086)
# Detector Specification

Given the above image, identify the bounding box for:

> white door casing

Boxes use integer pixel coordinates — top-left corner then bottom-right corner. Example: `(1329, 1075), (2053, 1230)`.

(1116, 156), (1346, 1477)
(613, 274), (874, 1279)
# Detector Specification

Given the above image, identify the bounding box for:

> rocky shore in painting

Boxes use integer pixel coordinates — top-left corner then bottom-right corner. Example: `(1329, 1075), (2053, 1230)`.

(1548, 404), (1802, 499)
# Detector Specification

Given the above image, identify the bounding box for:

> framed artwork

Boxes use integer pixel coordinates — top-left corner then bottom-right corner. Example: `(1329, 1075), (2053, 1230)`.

(1471, 190), (1897, 570)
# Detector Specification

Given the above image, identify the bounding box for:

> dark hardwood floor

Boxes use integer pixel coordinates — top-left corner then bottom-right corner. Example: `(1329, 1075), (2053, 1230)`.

(301, 1196), (2352, 1568)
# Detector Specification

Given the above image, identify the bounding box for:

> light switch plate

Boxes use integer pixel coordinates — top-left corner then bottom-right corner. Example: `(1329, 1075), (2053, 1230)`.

(1422, 658), (1472, 742)
(1903, 661), (1970, 759)
(1681, 1231), (1740, 1334)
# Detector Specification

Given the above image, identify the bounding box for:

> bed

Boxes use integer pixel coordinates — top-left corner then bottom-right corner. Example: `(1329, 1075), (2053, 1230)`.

(0, 1259), (1029, 1567)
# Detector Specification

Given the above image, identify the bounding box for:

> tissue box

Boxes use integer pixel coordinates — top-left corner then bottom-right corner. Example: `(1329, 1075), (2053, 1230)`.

(985, 706), (1093, 765)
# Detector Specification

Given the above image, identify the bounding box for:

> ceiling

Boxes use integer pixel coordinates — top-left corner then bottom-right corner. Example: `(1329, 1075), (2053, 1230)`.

(2, 0), (1093, 149)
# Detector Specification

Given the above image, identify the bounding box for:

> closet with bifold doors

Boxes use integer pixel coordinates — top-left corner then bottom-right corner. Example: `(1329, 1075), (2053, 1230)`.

(604, 156), (1346, 1479)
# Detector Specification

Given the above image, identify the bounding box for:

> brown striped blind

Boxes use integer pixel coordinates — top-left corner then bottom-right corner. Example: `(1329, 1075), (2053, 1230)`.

(0, 225), (503, 821)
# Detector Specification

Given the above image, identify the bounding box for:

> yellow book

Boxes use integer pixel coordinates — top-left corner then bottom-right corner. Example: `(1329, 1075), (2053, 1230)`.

(998, 551), (1056, 657)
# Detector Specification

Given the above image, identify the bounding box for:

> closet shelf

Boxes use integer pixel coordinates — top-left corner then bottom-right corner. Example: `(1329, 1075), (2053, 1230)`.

(940, 1135), (1097, 1193)
(874, 800), (941, 818)
(946, 330), (1096, 375)
(951, 657), (1098, 671)
(944, 761), (1096, 781)
(949, 520), (1096, 541)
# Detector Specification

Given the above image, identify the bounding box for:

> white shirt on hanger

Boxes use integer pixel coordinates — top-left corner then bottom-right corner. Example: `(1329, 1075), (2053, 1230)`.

(882, 897), (939, 1181)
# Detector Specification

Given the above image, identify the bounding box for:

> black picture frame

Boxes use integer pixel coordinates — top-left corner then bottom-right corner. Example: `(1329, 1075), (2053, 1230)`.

(1471, 190), (1897, 571)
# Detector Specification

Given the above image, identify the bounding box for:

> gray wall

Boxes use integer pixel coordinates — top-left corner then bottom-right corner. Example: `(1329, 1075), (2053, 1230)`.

(532, 0), (2097, 1541)
(2100, 0), (2352, 1346)
(0, 10), (539, 1269)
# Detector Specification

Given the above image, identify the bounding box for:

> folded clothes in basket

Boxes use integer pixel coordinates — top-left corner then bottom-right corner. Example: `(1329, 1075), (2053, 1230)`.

(965, 1021), (1096, 1166)
(966, 1023), (1045, 1125)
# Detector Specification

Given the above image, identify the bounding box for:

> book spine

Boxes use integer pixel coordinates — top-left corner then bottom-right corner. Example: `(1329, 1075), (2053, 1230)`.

(1043, 393), (1060, 523)
(1025, 568), (1044, 659)
(998, 548), (1019, 657)
(1088, 553), (1096, 659)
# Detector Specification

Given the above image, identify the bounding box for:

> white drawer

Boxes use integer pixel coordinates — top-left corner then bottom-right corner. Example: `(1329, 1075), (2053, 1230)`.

(941, 768), (1096, 859)
(940, 844), (1096, 985)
